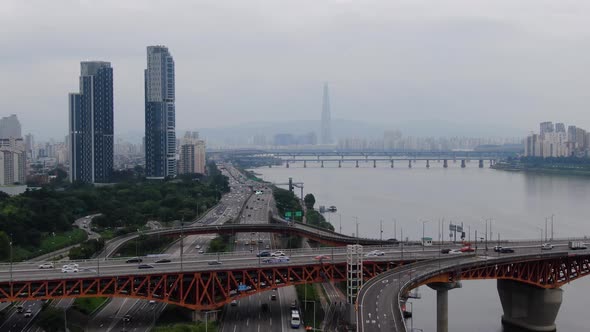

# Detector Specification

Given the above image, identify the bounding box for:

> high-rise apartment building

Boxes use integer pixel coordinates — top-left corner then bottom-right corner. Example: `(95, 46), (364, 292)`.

(178, 131), (206, 175)
(68, 61), (114, 183)
(24, 134), (35, 161)
(539, 122), (554, 138)
(321, 83), (332, 145)
(0, 115), (22, 139)
(145, 45), (176, 179)
(0, 138), (26, 185)
(555, 123), (566, 133)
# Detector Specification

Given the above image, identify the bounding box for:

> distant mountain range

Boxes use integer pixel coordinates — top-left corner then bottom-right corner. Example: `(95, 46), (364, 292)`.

(115, 119), (525, 145)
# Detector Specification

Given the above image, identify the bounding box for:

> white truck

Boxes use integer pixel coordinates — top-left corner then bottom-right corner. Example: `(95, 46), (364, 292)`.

(568, 241), (587, 250)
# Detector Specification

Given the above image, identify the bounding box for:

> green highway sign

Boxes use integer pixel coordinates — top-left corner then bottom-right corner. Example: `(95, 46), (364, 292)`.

(295, 211), (302, 217)
(285, 212), (292, 217)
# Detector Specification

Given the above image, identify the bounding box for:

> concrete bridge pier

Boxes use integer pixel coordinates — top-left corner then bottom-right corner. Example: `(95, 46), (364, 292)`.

(408, 160), (412, 168)
(286, 161), (289, 168)
(303, 161), (306, 168)
(373, 160), (376, 168)
(268, 164), (272, 168)
(355, 160), (359, 168)
(426, 160), (430, 168)
(498, 279), (562, 332)
(192, 310), (219, 322)
(317, 155), (320, 161)
(461, 160), (466, 168)
(390, 160), (394, 168)
(478, 160), (484, 168)
(338, 160), (342, 168)
(428, 282), (461, 332)
(321, 160), (324, 168)
(443, 160), (448, 168)
(490, 159), (494, 167)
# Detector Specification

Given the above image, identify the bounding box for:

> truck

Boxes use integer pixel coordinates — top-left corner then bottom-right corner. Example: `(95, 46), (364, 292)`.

(568, 241), (587, 250)
(290, 310), (301, 329)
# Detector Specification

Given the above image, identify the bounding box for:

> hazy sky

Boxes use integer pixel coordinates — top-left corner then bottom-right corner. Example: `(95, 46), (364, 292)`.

(2, 0), (590, 140)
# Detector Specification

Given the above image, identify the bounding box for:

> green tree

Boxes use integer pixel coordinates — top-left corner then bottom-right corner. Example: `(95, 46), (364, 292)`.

(0, 232), (10, 260)
(36, 307), (65, 332)
(304, 193), (316, 210)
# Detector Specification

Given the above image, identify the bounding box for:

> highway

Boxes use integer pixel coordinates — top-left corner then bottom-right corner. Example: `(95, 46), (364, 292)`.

(87, 164), (251, 331)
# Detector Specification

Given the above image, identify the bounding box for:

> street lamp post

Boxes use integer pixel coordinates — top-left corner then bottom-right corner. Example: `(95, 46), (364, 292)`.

(303, 300), (317, 330)
(354, 217), (359, 244)
(380, 220), (383, 246)
(9, 234), (13, 283)
(421, 220), (429, 251)
(338, 213), (342, 234)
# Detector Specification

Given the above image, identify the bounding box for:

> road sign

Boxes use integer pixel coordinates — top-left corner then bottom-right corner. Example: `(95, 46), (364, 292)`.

(295, 211), (302, 217)
(285, 212), (292, 217)
(449, 224), (463, 232)
(238, 284), (248, 291)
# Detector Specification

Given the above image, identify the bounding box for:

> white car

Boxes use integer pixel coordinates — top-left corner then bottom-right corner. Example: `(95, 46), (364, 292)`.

(38, 263), (54, 269)
(62, 267), (78, 273)
(541, 243), (554, 250)
(63, 263), (79, 269)
(271, 251), (286, 257)
(449, 249), (462, 255)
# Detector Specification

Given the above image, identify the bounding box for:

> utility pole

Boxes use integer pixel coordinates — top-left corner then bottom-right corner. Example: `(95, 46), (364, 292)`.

(545, 218), (548, 242)
(354, 217), (359, 244)
(180, 216), (184, 272)
(339, 213), (342, 234)
(393, 218), (397, 240)
(9, 233), (13, 283)
(551, 214), (554, 241)
(380, 220), (383, 245)
(401, 228), (404, 258)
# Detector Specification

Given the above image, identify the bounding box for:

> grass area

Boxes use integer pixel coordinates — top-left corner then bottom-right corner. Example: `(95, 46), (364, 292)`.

(97, 228), (115, 240)
(295, 284), (325, 330)
(115, 235), (175, 257)
(153, 323), (217, 332)
(12, 228), (88, 261)
(73, 297), (108, 315)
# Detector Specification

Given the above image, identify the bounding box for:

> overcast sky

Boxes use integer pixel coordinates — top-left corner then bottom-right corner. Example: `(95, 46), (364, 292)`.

(2, 0), (590, 140)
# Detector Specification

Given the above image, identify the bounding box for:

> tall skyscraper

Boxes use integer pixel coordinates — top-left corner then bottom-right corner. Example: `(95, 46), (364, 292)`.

(0, 114), (22, 139)
(555, 123), (566, 133)
(0, 138), (26, 185)
(539, 122), (554, 138)
(68, 61), (114, 183)
(145, 45), (176, 179)
(24, 133), (35, 161)
(178, 131), (206, 175)
(321, 83), (332, 145)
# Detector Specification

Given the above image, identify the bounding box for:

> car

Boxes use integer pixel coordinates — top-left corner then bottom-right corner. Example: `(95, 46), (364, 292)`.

(126, 257), (143, 263)
(149, 300), (156, 304)
(208, 261), (222, 265)
(440, 249), (451, 254)
(541, 243), (554, 250)
(196, 245), (201, 249)
(198, 249), (205, 254)
(257, 251), (271, 257)
(63, 263), (79, 269)
(449, 249), (462, 254)
(271, 251), (286, 257)
(314, 255), (331, 261)
(271, 294), (277, 301)
(123, 314), (132, 322)
(368, 250), (385, 256)
(155, 258), (171, 263)
(62, 267), (78, 273)
(500, 247), (515, 253)
(38, 263), (54, 269)
(138, 264), (154, 269)
(16, 305), (24, 313)
(258, 239), (263, 243)
(460, 246), (475, 252)
(24, 309), (32, 318)
(493, 246), (503, 252)
(231, 299), (238, 306)
(290, 301), (298, 310)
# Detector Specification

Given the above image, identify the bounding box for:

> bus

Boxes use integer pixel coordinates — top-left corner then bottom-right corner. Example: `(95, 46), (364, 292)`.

(290, 310), (301, 329)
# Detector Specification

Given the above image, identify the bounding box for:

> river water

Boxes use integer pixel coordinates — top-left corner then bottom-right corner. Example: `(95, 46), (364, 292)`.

(253, 161), (590, 331)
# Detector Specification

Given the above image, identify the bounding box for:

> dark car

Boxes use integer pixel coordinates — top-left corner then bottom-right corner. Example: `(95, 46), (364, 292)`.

(440, 248), (451, 254)
(123, 314), (132, 322)
(500, 247), (515, 253)
(208, 261), (222, 265)
(271, 294), (277, 301)
(155, 259), (171, 263)
(138, 264), (154, 269)
(126, 257), (143, 263)
(257, 251), (271, 257)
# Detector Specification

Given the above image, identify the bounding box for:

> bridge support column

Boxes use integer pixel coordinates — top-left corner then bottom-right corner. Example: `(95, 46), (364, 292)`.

(355, 160), (359, 168)
(479, 160), (484, 168)
(338, 160), (342, 168)
(286, 161), (289, 168)
(428, 282), (461, 332)
(321, 160), (324, 168)
(390, 160), (394, 168)
(268, 164), (272, 168)
(443, 160), (448, 168)
(497, 279), (562, 332)
(303, 160), (306, 168)
(490, 159), (494, 167)
(408, 160), (412, 168)
(373, 160), (376, 168)
(461, 160), (466, 168)
(426, 160), (430, 168)
(192, 310), (219, 322)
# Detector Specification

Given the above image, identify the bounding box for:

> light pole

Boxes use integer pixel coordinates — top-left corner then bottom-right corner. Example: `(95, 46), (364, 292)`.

(303, 300), (316, 330)
(180, 218), (185, 272)
(400, 228), (404, 258)
(9, 233), (13, 283)
(354, 217), (359, 244)
(393, 218), (397, 240)
(545, 218), (548, 242)
(551, 214), (555, 241)
(338, 213), (342, 234)
(421, 220), (429, 251)
(380, 220), (383, 246)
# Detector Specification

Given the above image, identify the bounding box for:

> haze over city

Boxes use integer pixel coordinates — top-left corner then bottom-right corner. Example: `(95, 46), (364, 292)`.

(3, 0), (590, 140)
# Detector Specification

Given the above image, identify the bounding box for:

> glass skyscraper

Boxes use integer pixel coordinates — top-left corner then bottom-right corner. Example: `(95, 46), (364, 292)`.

(68, 61), (114, 183)
(145, 45), (176, 179)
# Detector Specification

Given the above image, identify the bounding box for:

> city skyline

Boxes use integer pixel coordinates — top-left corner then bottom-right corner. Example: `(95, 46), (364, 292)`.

(4, 1), (590, 140)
